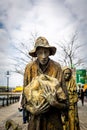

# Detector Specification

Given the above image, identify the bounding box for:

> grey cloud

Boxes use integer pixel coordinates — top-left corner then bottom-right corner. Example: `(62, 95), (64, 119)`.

(65, 0), (87, 23)
(0, 0), (87, 86)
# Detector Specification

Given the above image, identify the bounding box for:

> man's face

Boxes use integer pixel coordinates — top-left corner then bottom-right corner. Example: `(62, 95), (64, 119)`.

(63, 69), (71, 81)
(36, 47), (50, 65)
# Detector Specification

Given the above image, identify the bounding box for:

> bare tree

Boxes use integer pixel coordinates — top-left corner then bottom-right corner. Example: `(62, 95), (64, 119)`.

(10, 32), (39, 75)
(56, 32), (85, 68)
(10, 31), (86, 75)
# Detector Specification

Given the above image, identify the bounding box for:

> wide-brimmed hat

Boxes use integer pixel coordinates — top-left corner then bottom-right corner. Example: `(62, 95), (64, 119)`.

(29, 36), (56, 57)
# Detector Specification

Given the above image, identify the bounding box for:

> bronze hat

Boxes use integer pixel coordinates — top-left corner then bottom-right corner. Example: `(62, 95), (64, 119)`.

(29, 36), (56, 57)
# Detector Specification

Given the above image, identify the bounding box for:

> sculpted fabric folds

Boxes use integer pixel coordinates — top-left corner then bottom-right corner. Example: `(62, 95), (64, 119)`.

(24, 74), (66, 114)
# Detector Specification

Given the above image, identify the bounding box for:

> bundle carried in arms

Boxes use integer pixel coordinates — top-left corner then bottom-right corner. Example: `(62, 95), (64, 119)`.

(24, 74), (66, 114)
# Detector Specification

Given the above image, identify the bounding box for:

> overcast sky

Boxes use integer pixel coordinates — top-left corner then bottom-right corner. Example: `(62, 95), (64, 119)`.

(0, 0), (87, 87)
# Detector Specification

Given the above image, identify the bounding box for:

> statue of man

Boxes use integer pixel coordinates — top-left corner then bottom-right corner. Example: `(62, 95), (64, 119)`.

(23, 36), (68, 130)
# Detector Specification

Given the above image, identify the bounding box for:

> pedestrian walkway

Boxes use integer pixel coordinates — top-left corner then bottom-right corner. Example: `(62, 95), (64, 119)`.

(0, 100), (87, 130)
(0, 102), (19, 122)
(0, 102), (28, 130)
(78, 98), (87, 130)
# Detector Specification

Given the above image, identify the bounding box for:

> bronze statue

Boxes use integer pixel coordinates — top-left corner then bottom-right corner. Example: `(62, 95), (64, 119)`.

(5, 119), (22, 130)
(23, 36), (69, 130)
(62, 66), (80, 130)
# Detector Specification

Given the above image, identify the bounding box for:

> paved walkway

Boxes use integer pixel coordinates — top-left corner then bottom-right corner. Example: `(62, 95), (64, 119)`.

(78, 98), (87, 130)
(0, 99), (87, 130)
(0, 102), (28, 130)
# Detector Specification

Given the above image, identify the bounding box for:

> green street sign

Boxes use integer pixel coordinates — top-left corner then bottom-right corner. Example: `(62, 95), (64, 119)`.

(76, 69), (86, 84)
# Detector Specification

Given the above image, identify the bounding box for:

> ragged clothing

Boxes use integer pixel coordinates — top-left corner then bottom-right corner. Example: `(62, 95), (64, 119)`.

(23, 59), (68, 130)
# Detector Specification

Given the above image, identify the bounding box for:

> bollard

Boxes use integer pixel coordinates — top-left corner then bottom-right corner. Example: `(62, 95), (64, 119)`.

(2, 97), (5, 107)
(6, 94), (9, 106)
(9, 97), (11, 104)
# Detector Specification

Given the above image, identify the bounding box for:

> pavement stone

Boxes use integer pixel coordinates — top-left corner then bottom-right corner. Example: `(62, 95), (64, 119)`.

(0, 102), (28, 130)
(0, 99), (87, 130)
(78, 98), (87, 130)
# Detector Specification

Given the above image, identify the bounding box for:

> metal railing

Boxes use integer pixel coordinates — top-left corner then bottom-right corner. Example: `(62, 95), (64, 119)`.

(0, 92), (21, 107)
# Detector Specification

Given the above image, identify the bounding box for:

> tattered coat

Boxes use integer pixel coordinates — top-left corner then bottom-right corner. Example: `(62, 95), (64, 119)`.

(23, 59), (67, 130)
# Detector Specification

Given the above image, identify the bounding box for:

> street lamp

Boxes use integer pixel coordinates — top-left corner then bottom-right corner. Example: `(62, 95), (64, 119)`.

(6, 71), (10, 106)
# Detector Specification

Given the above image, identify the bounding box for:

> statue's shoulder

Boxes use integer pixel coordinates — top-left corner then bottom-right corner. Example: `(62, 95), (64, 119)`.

(50, 59), (61, 68)
(25, 60), (37, 69)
